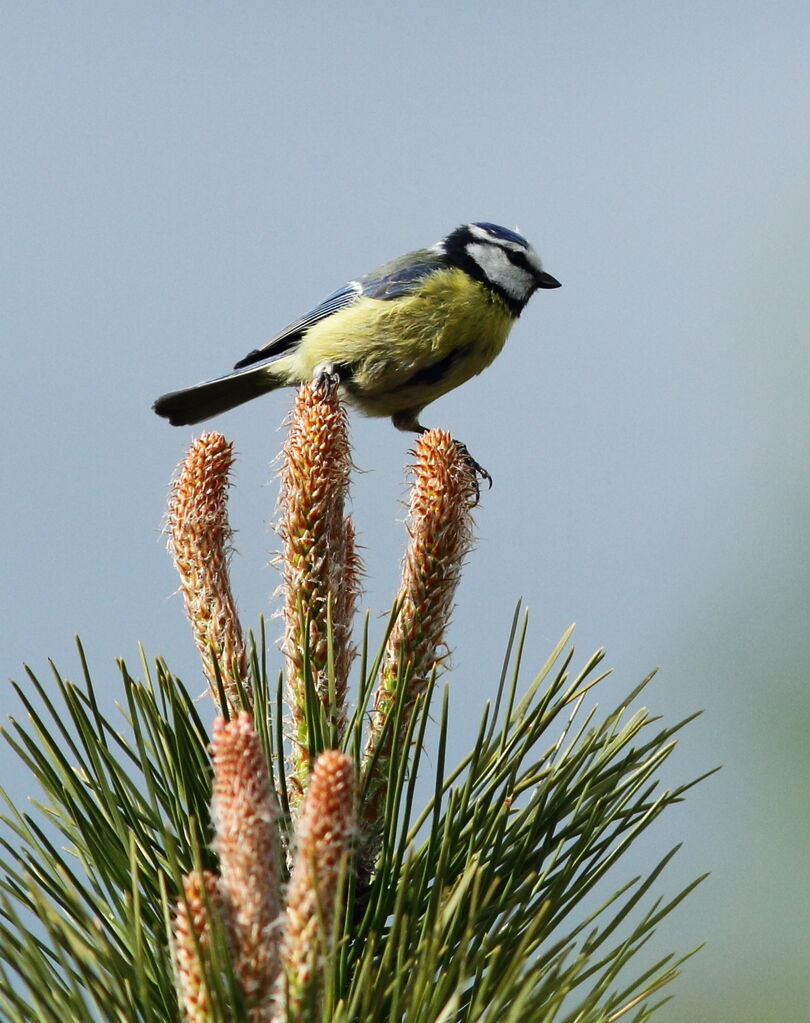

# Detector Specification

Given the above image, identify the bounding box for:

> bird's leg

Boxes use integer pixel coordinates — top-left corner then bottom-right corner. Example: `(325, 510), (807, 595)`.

(391, 410), (426, 434)
(391, 411), (492, 503)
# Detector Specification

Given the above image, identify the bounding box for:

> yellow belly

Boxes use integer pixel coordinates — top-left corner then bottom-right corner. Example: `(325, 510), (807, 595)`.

(279, 268), (515, 419)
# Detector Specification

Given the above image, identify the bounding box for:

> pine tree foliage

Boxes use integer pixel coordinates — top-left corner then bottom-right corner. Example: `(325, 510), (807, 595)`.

(0, 384), (709, 1022)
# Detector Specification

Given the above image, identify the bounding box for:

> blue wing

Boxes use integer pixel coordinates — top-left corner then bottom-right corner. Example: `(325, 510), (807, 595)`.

(233, 250), (445, 371)
(233, 283), (361, 370)
(355, 257), (445, 300)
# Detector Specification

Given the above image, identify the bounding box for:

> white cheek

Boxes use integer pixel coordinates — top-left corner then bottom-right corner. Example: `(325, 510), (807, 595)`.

(466, 243), (534, 300)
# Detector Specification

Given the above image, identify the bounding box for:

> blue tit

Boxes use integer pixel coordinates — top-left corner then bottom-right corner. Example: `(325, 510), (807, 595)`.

(153, 222), (560, 479)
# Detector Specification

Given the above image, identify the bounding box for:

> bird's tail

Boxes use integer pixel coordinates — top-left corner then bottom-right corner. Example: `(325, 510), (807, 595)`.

(153, 365), (283, 426)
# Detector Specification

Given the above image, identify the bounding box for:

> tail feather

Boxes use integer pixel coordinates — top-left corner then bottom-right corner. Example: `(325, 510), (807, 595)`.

(153, 366), (281, 426)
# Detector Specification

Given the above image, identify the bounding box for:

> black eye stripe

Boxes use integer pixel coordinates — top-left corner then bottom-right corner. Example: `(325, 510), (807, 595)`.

(483, 244), (533, 273)
(469, 239), (530, 263)
(506, 249), (531, 270)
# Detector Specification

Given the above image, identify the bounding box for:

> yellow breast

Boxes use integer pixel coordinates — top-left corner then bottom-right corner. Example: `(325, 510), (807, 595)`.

(285, 268), (516, 419)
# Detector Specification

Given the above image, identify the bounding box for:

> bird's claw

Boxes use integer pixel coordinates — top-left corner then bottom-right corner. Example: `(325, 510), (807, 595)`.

(313, 365), (342, 395)
(454, 441), (492, 504)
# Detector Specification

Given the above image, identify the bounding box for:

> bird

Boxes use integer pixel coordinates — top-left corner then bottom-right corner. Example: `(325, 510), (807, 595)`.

(153, 222), (560, 485)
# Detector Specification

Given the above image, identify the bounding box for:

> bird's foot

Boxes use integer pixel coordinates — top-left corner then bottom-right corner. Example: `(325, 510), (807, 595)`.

(312, 363), (342, 396)
(454, 441), (492, 504)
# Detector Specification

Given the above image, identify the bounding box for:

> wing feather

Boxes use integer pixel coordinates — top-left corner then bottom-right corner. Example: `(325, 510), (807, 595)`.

(233, 249), (446, 370)
(233, 283), (360, 370)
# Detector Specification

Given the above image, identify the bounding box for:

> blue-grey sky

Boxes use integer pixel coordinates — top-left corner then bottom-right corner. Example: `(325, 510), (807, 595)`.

(2, 4), (809, 1020)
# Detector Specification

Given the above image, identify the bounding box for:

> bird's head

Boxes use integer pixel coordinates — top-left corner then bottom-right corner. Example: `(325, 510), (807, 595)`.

(434, 222), (560, 315)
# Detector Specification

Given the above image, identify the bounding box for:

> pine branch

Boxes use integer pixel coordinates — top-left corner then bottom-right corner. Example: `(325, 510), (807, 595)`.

(0, 380), (708, 1021)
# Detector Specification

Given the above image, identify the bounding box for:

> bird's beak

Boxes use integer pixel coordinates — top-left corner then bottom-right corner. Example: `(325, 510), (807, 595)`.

(536, 270), (561, 289)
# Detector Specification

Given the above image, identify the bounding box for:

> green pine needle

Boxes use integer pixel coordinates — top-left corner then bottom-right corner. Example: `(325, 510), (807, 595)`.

(0, 610), (707, 1022)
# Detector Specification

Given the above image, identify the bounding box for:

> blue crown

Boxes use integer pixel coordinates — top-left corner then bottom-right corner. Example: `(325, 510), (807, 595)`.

(471, 223), (530, 248)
